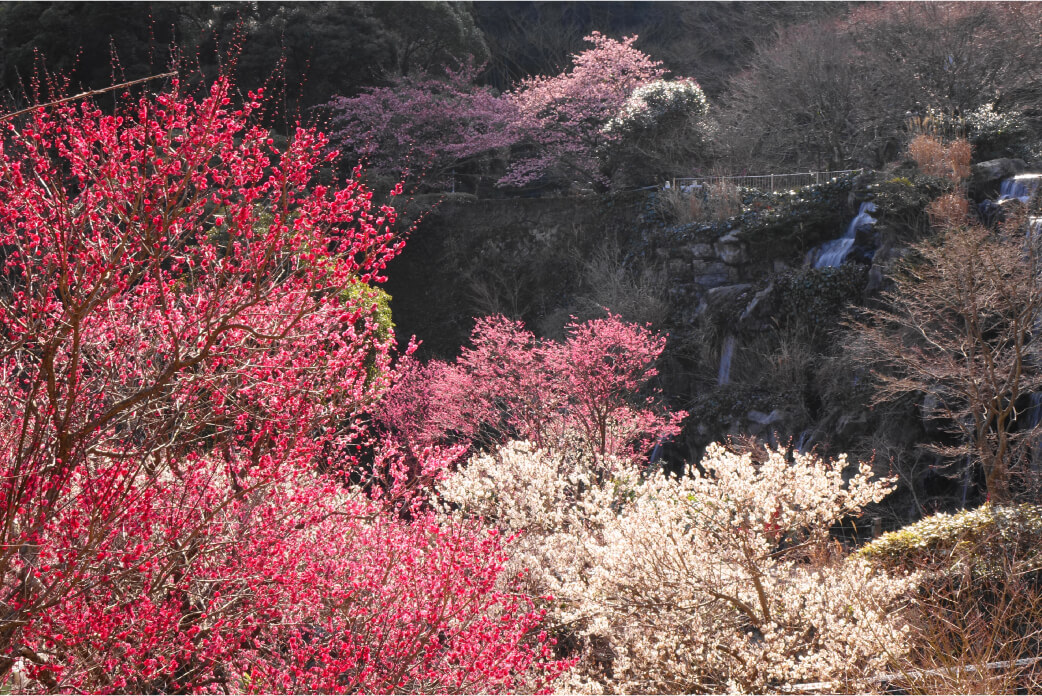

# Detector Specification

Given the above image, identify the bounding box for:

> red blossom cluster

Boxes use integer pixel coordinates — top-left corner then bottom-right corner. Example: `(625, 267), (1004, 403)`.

(0, 78), (564, 692)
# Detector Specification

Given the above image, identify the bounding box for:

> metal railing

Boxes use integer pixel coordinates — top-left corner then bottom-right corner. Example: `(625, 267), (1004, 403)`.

(670, 169), (863, 193)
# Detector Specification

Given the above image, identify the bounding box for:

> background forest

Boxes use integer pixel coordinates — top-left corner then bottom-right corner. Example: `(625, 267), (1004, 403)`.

(2, 1), (1042, 693)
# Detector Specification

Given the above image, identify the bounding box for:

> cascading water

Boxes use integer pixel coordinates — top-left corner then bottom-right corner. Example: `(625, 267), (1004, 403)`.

(811, 201), (877, 269)
(794, 429), (813, 453)
(998, 173), (1042, 203)
(717, 334), (736, 386)
(1030, 217), (1042, 237)
(961, 454), (973, 509)
(1024, 393), (1042, 431)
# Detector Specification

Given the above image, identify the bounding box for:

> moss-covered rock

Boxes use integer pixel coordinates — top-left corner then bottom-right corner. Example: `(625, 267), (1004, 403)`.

(771, 264), (867, 334)
(860, 503), (1042, 577)
(732, 175), (856, 260)
(860, 170), (953, 240)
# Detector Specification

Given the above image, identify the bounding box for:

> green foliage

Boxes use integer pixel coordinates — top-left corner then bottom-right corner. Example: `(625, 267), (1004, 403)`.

(601, 78), (715, 185)
(860, 503), (1042, 577)
(0, 2), (488, 115)
(0, 1), (188, 101)
(604, 79), (710, 137)
(341, 283), (395, 387)
(921, 103), (1036, 161)
(966, 104), (1036, 161)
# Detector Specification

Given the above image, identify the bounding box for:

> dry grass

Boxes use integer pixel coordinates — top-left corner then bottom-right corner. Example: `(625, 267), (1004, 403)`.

(898, 551), (1042, 693)
(947, 139), (972, 182)
(908, 135), (972, 183)
(657, 180), (743, 225)
(576, 241), (669, 326)
(926, 193), (970, 229)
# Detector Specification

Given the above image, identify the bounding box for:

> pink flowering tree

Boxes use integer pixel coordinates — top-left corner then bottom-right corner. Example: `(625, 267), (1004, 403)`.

(0, 77), (564, 692)
(500, 32), (666, 190)
(378, 314), (685, 465)
(326, 60), (517, 190)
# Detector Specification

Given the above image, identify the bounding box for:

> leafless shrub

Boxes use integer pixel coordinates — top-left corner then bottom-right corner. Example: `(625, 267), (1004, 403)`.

(848, 215), (1042, 502)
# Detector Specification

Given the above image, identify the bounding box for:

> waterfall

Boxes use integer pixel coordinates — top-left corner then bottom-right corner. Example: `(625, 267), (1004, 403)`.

(998, 174), (1042, 203)
(794, 429), (813, 453)
(717, 335), (736, 386)
(648, 436), (665, 464)
(1030, 217), (1042, 237)
(812, 202), (877, 269)
(1024, 393), (1042, 431)
(960, 454), (972, 508)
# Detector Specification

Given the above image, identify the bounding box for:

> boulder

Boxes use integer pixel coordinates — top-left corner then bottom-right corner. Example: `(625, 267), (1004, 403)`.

(739, 282), (775, 327)
(969, 157), (1027, 195)
(688, 243), (715, 258)
(691, 259), (733, 287)
(698, 283), (752, 316)
(705, 283), (751, 304)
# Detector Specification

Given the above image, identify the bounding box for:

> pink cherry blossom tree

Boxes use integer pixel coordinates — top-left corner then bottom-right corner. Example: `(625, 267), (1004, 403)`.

(500, 32), (666, 190)
(326, 60), (517, 190)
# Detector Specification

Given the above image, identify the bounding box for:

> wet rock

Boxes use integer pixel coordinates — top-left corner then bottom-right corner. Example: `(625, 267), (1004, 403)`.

(705, 283), (752, 305)
(969, 157), (1027, 195)
(739, 282), (775, 326)
(748, 409), (784, 426)
(715, 231), (747, 265)
(698, 283), (752, 317)
(691, 259), (733, 287)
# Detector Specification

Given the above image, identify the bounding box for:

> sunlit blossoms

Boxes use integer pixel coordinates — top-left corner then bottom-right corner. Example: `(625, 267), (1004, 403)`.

(440, 442), (915, 694)
(0, 77), (565, 693)
(501, 32), (666, 188)
(603, 78), (710, 137)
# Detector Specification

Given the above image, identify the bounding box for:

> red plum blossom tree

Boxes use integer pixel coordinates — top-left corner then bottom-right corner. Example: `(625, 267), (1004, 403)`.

(378, 314), (685, 465)
(0, 77), (563, 692)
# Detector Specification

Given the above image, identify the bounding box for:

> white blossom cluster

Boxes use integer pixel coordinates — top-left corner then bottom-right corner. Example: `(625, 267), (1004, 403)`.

(437, 439), (626, 616)
(438, 440), (916, 693)
(920, 103), (1030, 144)
(962, 103), (1029, 141)
(603, 79), (709, 137)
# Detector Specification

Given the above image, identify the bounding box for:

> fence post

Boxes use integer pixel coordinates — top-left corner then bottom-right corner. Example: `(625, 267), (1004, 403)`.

(770, 174), (775, 192)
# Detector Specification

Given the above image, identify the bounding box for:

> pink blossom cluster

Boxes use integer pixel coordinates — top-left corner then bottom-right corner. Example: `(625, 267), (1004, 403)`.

(377, 314), (685, 464)
(500, 33), (667, 188)
(326, 61), (517, 186)
(326, 33), (682, 191)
